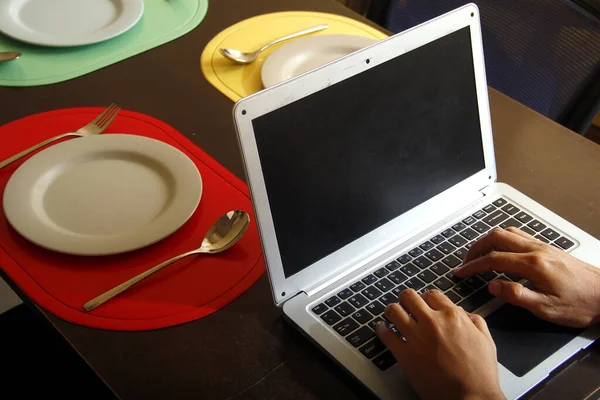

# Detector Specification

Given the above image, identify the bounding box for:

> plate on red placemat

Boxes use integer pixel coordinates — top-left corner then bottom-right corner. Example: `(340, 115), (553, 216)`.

(3, 134), (202, 256)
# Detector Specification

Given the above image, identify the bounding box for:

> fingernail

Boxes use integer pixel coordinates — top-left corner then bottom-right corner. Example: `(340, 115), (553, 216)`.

(454, 267), (464, 276)
(488, 280), (500, 296)
(375, 321), (386, 333)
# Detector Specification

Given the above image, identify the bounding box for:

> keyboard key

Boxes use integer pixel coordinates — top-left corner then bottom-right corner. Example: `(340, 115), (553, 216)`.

(493, 198), (507, 207)
(359, 338), (386, 359)
(320, 310), (342, 325)
(405, 277), (425, 290)
(379, 293), (397, 305)
(433, 276), (453, 291)
(465, 241), (475, 249)
(472, 221), (491, 234)
(462, 215), (477, 225)
(362, 286), (383, 300)
(352, 309), (372, 324)
(374, 267), (389, 279)
(483, 204), (496, 213)
(419, 285), (436, 294)
(372, 350), (397, 370)
(458, 287), (494, 312)
(473, 210), (487, 219)
(479, 271), (498, 282)
(501, 203), (520, 215)
(482, 210), (509, 226)
(337, 288), (353, 300)
(556, 237), (574, 250)
(325, 296), (341, 307)
(350, 281), (366, 292)
(515, 211), (533, 223)
(333, 318), (359, 336)
(446, 271), (463, 284)
(412, 256), (432, 269)
(452, 222), (467, 232)
(441, 228), (455, 238)
(445, 291), (461, 303)
(460, 228), (478, 240)
(536, 235), (550, 243)
(408, 248), (423, 257)
(400, 264), (419, 277)
(448, 235), (468, 247)
(541, 228), (560, 241)
(362, 274), (378, 285)
(465, 275), (486, 290)
(397, 254), (412, 264)
(366, 301), (386, 316)
(505, 273), (522, 282)
(419, 241), (434, 251)
(346, 326), (375, 347)
(453, 282), (474, 297)
(335, 302), (356, 317)
(430, 235), (445, 245)
(348, 294), (369, 308)
(425, 248), (444, 262)
(438, 241), (457, 255)
(311, 303), (327, 315)
(499, 218), (521, 229)
(528, 220), (547, 232)
(418, 269), (437, 283)
(375, 278), (394, 292)
(392, 285), (407, 296)
(454, 247), (468, 260)
(441, 255), (462, 268)
(430, 263), (450, 276)
(388, 271), (408, 284)
(385, 260), (401, 271)
(520, 226), (537, 236)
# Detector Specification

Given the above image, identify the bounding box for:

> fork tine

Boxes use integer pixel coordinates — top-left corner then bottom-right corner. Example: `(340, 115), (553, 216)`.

(90, 103), (117, 125)
(95, 105), (121, 130)
(94, 103), (119, 127)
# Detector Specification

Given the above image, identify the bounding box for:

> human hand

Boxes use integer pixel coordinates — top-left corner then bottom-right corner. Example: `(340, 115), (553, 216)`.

(455, 227), (600, 328)
(376, 289), (505, 400)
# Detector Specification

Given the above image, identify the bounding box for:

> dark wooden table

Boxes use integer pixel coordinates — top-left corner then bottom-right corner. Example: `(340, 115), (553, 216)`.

(1, 0), (600, 399)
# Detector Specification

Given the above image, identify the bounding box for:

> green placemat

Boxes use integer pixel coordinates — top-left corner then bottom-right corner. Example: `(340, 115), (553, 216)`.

(0, 0), (208, 87)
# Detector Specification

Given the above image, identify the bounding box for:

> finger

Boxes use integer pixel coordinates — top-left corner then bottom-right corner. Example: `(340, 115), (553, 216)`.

(455, 251), (534, 279)
(421, 289), (453, 310)
(505, 226), (536, 240)
(467, 312), (492, 339)
(488, 279), (546, 311)
(398, 289), (433, 322)
(375, 321), (407, 354)
(464, 228), (537, 263)
(383, 303), (414, 333)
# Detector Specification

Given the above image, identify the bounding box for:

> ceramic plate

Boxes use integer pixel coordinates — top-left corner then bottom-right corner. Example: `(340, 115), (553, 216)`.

(0, 0), (144, 47)
(3, 134), (202, 255)
(261, 34), (378, 88)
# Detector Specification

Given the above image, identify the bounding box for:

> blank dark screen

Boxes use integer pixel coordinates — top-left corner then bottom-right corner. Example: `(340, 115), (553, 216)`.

(252, 27), (485, 278)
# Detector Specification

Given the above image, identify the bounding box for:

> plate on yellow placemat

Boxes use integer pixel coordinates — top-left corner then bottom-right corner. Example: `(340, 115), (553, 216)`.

(200, 11), (389, 102)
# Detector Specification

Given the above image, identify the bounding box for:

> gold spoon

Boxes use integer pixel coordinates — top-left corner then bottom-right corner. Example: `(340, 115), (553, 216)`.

(83, 210), (251, 312)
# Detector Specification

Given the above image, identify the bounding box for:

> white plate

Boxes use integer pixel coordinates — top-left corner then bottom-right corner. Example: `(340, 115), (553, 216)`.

(261, 34), (378, 88)
(3, 135), (202, 255)
(0, 0), (144, 47)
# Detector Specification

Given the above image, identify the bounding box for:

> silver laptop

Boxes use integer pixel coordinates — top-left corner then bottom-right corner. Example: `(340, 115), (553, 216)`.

(233, 4), (600, 399)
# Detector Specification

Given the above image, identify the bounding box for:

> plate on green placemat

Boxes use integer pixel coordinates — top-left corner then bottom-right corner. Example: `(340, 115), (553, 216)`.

(0, 0), (144, 47)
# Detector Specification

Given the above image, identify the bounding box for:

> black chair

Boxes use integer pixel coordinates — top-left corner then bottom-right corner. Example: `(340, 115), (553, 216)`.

(369, 0), (600, 135)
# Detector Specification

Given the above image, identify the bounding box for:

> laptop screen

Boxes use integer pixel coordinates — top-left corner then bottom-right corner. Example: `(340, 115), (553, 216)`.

(252, 27), (485, 278)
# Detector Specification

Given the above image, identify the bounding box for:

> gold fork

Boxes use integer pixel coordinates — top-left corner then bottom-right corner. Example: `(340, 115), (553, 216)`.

(0, 103), (121, 170)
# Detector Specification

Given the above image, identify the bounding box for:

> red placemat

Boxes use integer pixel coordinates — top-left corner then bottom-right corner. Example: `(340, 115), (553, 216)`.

(0, 108), (265, 330)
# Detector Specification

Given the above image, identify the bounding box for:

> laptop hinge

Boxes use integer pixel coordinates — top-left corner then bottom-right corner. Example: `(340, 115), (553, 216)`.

(303, 189), (485, 298)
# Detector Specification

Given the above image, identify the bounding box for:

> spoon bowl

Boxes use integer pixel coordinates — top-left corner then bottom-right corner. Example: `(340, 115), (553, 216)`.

(83, 210), (251, 311)
(0, 51), (21, 62)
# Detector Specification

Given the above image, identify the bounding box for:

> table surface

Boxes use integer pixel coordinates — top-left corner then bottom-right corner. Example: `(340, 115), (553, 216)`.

(1, 0), (600, 399)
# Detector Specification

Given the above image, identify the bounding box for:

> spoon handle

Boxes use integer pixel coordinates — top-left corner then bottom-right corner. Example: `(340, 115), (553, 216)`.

(83, 249), (203, 312)
(258, 24), (329, 53)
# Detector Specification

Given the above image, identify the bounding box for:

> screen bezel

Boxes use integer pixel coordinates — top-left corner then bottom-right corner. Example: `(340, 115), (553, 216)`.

(233, 4), (496, 306)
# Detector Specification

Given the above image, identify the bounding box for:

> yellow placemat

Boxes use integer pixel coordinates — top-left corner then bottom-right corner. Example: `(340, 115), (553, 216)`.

(200, 11), (389, 102)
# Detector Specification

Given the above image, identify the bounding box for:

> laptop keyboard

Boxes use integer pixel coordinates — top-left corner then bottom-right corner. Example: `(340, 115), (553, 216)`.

(309, 197), (577, 371)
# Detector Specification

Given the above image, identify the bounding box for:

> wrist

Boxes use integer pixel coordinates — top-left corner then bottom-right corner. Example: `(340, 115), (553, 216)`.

(463, 387), (505, 400)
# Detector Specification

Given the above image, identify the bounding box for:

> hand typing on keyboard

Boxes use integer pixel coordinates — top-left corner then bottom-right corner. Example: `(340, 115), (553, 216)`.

(456, 227), (600, 328)
(375, 289), (505, 400)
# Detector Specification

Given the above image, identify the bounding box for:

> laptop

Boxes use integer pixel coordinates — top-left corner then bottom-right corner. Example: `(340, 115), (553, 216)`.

(233, 4), (600, 399)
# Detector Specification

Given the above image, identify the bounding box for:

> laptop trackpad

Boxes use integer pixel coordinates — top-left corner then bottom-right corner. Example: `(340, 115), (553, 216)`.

(484, 304), (583, 377)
